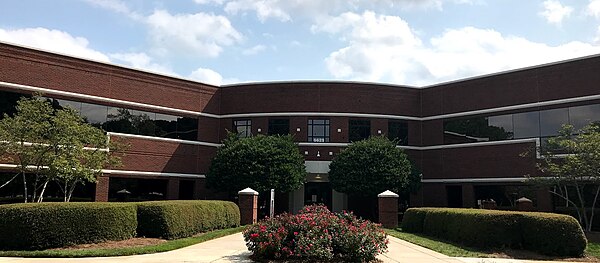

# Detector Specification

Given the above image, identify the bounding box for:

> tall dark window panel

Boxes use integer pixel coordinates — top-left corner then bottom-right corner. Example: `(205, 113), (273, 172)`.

(388, 121), (408, 145)
(0, 91), (25, 119)
(155, 113), (178, 138)
(513, 111), (540, 139)
(570, 104), (600, 130)
(80, 102), (106, 128)
(540, 108), (569, 137)
(177, 117), (199, 141)
(268, 119), (290, 136)
(234, 119), (252, 138)
(349, 119), (370, 142)
(308, 119), (330, 142)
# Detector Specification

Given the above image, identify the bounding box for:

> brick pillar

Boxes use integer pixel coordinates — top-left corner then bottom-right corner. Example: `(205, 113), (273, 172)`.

(94, 175), (110, 202)
(166, 178), (180, 200)
(239, 187), (259, 225)
(378, 190), (399, 229)
(536, 187), (553, 212)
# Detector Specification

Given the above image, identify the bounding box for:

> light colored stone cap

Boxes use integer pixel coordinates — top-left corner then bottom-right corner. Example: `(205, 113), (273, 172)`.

(378, 190), (399, 198)
(238, 187), (259, 195)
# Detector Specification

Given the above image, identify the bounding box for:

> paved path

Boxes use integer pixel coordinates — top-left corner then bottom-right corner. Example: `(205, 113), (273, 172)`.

(0, 233), (589, 263)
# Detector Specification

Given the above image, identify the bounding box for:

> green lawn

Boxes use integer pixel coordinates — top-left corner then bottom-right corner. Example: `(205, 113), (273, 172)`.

(386, 228), (600, 260)
(0, 226), (245, 258)
(385, 229), (488, 258)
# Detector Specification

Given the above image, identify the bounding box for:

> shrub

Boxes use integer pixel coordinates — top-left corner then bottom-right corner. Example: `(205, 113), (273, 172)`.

(243, 205), (388, 262)
(137, 200), (240, 239)
(401, 208), (586, 257)
(0, 202), (137, 250)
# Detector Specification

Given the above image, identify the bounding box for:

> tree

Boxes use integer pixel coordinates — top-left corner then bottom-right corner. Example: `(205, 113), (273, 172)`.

(207, 133), (306, 195)
(328, 136), (413, 197)
(531, 123), (600, 232)
(0, 96), (123, 202)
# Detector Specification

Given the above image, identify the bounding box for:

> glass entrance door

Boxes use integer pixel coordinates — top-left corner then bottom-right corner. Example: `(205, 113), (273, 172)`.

(304, 182), (332, 209)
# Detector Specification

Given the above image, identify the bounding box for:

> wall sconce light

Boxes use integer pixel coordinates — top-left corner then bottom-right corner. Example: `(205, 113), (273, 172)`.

(257, 128), (262, 133)
(329, 151), (333, 156)
(296, 127), (301, 132)
(337, 128), (342, 133)
(316, 151), (321, 157)
(377, 129), (382, 134)
(304, 151), (309, 155)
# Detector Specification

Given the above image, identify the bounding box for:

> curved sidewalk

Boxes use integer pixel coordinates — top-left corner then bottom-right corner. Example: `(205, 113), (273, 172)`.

(0, 233), (588, 263)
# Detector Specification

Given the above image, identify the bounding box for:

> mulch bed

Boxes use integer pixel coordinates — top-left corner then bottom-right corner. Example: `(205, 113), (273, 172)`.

(50, 238), (167, 250)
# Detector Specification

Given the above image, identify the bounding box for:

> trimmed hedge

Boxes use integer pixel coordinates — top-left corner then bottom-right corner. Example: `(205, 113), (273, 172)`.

(401, 208), (587, 257)
(0, 202), (137, 250)
(137, 200), (240, 239)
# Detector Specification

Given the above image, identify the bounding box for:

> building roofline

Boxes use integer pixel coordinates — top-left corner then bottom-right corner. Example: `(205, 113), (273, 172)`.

(0, 40), (220, 89)
(419, 52), (600, 89)
(2, 40), (600, 90)
(220, 79), (418, 89)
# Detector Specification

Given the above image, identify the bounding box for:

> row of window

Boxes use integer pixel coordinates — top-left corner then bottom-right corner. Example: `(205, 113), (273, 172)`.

(233, 118), (409, 145)
(0, 90), (199, 141)
(443, 103), (600, 145)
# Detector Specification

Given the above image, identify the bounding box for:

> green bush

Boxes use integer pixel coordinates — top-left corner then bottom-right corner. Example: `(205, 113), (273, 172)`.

(137, 200), (240, 239)
(401, 208), (586, 257)
(0, 202), (137, 250)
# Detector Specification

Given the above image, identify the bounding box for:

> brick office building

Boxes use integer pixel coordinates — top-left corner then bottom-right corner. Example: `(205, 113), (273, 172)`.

(1, 41), (600, 212)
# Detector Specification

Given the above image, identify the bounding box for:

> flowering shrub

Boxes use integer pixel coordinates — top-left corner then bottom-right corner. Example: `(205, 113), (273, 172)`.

(243, 205), (388, 262)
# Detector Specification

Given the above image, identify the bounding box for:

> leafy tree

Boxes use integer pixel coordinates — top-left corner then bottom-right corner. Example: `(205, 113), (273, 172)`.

(328, 136), (413, 197)
(531, 123), (600, 231)
(207, 133), (305, 195)
(0, 96), (123, 202)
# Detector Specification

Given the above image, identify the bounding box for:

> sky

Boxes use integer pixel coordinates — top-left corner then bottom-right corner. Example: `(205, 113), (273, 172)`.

(1, 0), (600, 87)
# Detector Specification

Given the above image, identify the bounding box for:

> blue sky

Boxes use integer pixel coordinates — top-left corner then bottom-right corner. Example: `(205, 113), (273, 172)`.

(1, 0), (600, 86)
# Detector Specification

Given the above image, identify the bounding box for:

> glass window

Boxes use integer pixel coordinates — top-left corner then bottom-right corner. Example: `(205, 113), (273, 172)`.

(155, 113), (178, 138)
(131, 110), (156, 136)
(540, 108), (569, 137)
(444, 115), (514, 144)
(176, 117), (198, 141)
(569, 104), (600, 131)
(104, 107), (137, 134)
(80, 102), (107, 128)
(52, 99), (82, 113)
(308, 119), (330, 142)
(488, 115), (514, 140)
(234, 120), (252, 138)
(349, 119), (370, 142)
(513, 111), (540, 139)
(268, 119), (289, 136)
(388, 121), (408, 145)
(0, 91), (24, 119)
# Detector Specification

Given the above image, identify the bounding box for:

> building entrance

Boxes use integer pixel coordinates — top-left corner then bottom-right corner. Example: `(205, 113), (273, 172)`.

(304, 182), (332, 210)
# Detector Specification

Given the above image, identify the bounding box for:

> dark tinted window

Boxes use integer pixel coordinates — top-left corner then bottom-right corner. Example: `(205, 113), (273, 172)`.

(234, 120), (252, 138)
(0, 91), (25, 119)
(80, 102), (106, 128)
(349, 119), (370, 142)
(540, 108), (569, 137)
(268, 119), (289, 135)
(155, 113), (178, 138)
(444, 115), (513, 144)
(388, 121), (408, 145)
(308, 119), (330, 142)
(513, 111), (540, 139)
(570, 104), (600, 130)
(177, 117), (198, 140)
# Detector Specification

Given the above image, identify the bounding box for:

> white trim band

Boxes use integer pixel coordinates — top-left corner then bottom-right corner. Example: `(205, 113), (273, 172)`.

(4, 81), (600, 122)
(0, 164), (205, 179)
(107, 132), (222, 147)
(422, 177), (529, 183)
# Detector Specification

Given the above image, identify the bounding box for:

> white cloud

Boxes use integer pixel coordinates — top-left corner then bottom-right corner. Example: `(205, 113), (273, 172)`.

(145, 10), (243, 58)
(109, 52), (175, 76)
(539, 0), (573, 25)
(222, 0), (473, 22)
(194, 0), (226, 5)
(588, 0), (600, 18)
(0, 27), (110, 62)
(188, 67), (238, 85)
(242, 44), (267, 55)
(314, 12), (600, 86)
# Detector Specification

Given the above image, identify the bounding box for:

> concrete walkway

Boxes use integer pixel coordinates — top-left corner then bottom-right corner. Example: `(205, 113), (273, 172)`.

(0, 233), (589, 263)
